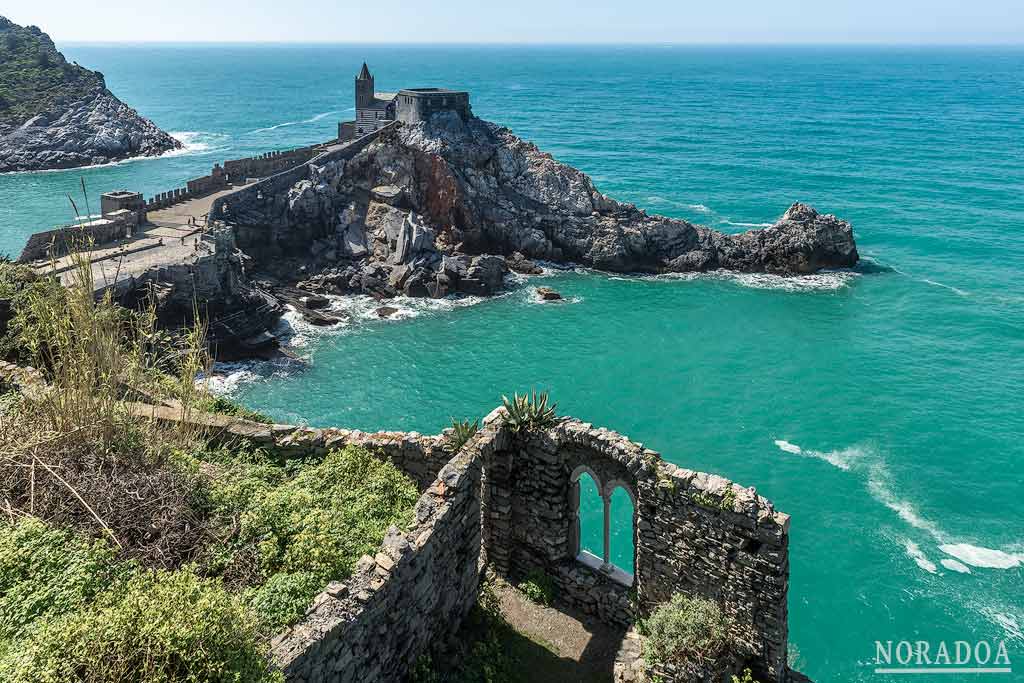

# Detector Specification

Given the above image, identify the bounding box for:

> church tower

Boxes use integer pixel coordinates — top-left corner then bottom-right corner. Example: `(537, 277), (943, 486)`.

(355, 62), (374, 109)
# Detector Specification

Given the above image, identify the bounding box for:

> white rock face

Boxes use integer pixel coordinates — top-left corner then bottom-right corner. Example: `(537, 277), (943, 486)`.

(0, 88), (181, 172)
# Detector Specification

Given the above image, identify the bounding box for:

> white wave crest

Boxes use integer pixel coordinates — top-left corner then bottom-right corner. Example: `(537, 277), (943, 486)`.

(721, 221), (773, 228)
(772, 439), (861, 470)
(905, 540), (937, 574)
(654, 269), (858, 292)
(250, 111), (339, 134)
(940, 558), (972, 574)
(921, 278), (970, 297)
(939, 544), (1024, 570)
(643, 196), (713, 213)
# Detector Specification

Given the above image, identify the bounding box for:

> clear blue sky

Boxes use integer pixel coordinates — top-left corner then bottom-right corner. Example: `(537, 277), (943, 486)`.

(4, 0), (1022, 44)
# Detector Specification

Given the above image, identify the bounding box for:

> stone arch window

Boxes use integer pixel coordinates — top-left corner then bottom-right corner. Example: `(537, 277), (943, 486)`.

(569, 467), (635, 586)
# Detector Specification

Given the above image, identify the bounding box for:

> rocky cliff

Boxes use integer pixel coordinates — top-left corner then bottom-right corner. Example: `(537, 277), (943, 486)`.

(222, 112), (858, 300)
(0, 17), (181, 172)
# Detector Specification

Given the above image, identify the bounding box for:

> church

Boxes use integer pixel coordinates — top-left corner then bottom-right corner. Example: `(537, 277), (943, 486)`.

(338, 63), (472, 141)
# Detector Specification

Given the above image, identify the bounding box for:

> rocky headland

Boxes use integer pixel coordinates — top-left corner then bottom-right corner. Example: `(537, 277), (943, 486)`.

(218, 112), (859, 306)
(0, 17), (181, 172)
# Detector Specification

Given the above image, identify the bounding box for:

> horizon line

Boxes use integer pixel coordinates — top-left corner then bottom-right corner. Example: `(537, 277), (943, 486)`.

(56, 39), (1024, 48)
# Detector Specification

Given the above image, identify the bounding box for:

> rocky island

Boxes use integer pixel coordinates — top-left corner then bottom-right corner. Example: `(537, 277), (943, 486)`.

(13, 63), (858, 357)
(0, 17), (180, 172)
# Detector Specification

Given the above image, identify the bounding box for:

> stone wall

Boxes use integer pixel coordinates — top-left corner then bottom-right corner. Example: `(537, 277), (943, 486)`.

(480, 418), (791, 683)
(637, 461), (790, 682)
(18, 212), (138, 262)
(222, 146), (320, 182)
(120, 401), (792, 682)
(266, 421), (501, 682)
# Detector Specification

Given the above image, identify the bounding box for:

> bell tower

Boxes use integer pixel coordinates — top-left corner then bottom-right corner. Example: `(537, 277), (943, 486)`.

(355, 62), (374, 110)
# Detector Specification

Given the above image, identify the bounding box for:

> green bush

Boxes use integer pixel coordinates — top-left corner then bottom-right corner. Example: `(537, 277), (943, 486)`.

(194, 395), (273, 424)
(1, 568), (282, 683)
(0, 518), (282, 683)
(500, 390), (557, 433)
(642, 593), (732, 671)
(198, 444), (418, 628)
(0, 518), (128, 648)
(241, 572), (324, 634)
(518, 569), (555, 606)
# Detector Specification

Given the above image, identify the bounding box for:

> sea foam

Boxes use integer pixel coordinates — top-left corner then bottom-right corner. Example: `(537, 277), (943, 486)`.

(938, 544), (1023, 570)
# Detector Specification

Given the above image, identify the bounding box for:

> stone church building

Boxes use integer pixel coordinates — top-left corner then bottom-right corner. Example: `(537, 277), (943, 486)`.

(339, 63), (471, 140)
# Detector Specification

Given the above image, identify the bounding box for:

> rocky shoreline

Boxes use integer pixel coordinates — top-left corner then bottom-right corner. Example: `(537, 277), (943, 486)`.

(213, 112), (857, 335)
(0, 87), (183, 172)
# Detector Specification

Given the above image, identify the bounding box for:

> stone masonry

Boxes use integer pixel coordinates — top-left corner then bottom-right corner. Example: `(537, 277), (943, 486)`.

(130, 401), (793, 683)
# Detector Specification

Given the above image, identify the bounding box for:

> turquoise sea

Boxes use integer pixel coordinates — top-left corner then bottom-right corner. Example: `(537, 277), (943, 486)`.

(1, 45), (1022, 681)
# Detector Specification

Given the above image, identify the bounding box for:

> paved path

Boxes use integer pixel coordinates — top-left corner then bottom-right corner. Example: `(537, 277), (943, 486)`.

(34, 183), (253, 292)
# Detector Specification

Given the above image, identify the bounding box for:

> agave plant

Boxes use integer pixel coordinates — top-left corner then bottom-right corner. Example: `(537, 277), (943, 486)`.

(500, 390), (557, 433)
(447, 417), (479, 452)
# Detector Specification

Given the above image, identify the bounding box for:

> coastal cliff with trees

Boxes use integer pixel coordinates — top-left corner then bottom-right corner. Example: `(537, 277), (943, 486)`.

(0, 16), (180, 172)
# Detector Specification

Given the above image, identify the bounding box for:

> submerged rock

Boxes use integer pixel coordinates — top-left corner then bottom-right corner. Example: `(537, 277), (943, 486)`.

(536, 287), (563, 301)
(375, 306), (399, 318)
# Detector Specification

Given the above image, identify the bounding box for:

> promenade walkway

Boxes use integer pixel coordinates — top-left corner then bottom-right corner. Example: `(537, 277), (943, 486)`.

(33, 183), (253, 292)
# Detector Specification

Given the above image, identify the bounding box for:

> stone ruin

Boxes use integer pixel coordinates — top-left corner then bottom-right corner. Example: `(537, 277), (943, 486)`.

(159, 403), (794, 683)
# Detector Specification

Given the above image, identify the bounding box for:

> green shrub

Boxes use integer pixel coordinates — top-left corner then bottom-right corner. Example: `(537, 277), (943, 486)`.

(518, 569), (555, 606)
(0, 518), (128, 647)
(642, 593), (732, 671)
(447, 417), (479, 452)
(241, 571), (324, 634)
(500, 390), (557, 433)
(197, 445), (418, 628)
(194, 395), (273, 424)
(0, 568), (282, 683)
(0, 519), (283, 683)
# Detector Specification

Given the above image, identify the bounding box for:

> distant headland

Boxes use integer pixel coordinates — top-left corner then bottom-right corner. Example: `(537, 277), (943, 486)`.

(0, 16), (180, 172)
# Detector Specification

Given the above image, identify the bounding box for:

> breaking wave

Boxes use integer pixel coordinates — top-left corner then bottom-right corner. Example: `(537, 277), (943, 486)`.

(166, 131), (231, 156)
(652, 269), (858, 292)
(938, 544), (1023, 570)
(773, 438), (1021, 579)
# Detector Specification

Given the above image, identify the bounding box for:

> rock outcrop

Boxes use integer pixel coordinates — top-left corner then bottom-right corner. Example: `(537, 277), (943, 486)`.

(0, 17), (181, 172)
(224, 112), (858, 301)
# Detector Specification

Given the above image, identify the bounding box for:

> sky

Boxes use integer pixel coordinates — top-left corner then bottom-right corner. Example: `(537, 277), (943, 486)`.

(2, 0), (1022, 44)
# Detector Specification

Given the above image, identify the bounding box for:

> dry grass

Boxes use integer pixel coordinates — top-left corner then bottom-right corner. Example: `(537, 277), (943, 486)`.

(0, 238), (216, 568)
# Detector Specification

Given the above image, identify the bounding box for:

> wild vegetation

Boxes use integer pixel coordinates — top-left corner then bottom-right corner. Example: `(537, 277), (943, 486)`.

(639, 592), (735, 676)
(0, 251), (419, 681)
(0, 16), (105, 130)
(500, 390), (557, 433)
(517, 569), (555, 607)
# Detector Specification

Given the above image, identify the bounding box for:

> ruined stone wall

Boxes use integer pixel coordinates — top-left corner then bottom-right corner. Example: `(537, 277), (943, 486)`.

(120, 401), (791, 682)
(637, 461), (790, 682)
(480, 418), (791, 683)
(266, 422), (500, 682)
